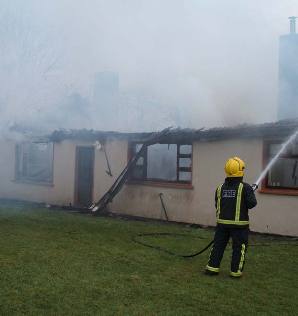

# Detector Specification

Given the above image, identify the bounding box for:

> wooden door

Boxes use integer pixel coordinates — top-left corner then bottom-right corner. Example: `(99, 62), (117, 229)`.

(75, 146), (95, 207)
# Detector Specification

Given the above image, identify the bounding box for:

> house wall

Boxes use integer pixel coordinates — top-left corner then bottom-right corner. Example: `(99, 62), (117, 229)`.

(93, 140), (129, 201)
(0, 139), (77, 205)
(0, 137), (297, 236)
(0, 138), (128, 207)
(112, 139), (298, 236)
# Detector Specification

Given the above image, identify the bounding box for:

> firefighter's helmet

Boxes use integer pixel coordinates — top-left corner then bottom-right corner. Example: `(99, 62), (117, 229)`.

(225, 157), (245, 177)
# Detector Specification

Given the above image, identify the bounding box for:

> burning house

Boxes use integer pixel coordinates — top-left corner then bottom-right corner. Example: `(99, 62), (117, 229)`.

(0, 119), (298, 236)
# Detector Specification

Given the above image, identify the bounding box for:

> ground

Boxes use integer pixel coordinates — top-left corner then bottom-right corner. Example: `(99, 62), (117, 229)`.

(0, 202), (298, 315)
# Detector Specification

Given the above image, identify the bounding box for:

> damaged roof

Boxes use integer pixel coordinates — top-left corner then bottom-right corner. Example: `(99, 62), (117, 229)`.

(48, 118), (298, 143)
(49, 129), (153, 142)
(197, 118), (298, 141)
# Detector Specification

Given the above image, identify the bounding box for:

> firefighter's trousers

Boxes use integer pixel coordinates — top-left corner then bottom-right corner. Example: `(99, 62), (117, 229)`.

(206, 224), (248, 276)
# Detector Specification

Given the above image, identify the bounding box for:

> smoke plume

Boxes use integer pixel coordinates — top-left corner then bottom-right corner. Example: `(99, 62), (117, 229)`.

(0, 0), (297, 133)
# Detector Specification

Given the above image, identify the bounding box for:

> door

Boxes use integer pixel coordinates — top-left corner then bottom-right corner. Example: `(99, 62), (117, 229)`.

(75, 146), (95, 207)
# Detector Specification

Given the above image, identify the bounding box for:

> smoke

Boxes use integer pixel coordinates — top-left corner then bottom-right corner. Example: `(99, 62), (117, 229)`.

(0, 0), (297, 133)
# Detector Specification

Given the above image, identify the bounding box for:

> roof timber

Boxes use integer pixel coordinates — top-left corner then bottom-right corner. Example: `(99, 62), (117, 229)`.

(47, 118), (298, 143)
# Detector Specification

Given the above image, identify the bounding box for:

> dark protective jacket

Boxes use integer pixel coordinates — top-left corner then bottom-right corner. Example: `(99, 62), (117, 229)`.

(215, 177), (257, 227)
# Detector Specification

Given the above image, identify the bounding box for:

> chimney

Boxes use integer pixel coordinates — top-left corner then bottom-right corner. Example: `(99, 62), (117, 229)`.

(278, 17), (298, 120)
(289, 16), (297, 34)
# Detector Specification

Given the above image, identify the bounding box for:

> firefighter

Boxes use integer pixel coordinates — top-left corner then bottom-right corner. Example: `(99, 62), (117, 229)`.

(205, 157), (257, 278)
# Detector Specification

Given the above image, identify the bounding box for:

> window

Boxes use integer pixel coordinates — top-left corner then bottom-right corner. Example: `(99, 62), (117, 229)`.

(263, 141), (298, 191)
(15, 142), (54, 184)
(129, 143), (192, 184)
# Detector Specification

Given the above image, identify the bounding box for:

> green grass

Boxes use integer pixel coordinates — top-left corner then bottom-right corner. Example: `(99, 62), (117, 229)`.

(0, 202), (298, 315)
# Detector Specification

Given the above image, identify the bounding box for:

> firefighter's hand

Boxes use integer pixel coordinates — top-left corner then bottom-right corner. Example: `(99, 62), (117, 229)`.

(251, 184), (258, 191)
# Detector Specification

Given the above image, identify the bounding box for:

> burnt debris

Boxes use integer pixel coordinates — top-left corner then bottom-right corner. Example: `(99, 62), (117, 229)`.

(47, 118), (298, 144)
(90, 128), (173, 213)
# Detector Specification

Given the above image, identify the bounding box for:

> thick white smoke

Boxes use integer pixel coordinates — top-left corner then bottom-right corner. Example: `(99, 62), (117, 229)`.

(0, 0), (297, 134)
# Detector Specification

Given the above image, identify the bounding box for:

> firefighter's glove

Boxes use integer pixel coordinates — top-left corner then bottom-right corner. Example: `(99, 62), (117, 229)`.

(251, 184), (258, 191)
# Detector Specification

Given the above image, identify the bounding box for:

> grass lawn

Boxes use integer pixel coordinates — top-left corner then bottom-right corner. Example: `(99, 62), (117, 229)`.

(0, 202), (298, 315)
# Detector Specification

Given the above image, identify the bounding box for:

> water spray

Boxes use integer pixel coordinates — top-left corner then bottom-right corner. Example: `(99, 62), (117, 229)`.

(252, 129), (298, 191)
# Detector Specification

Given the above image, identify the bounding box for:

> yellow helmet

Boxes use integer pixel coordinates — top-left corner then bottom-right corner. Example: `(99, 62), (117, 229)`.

(225, 157), (245, 177)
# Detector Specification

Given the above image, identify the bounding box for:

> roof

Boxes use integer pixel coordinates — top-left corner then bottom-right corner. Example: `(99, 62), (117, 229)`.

(197, 118), (298, 142)
(48, 129), (152, 142)
(48, 118), (298, 143)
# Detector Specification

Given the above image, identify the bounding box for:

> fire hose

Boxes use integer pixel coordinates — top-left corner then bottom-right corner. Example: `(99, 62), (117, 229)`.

(132, 232), (214, 258)
(131, 185), (297, 258)
(131, 230), (298, 258)
(131, 185), (258, 258)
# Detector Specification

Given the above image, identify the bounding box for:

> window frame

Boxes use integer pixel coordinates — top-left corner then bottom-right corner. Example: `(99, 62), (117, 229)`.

(14, 142), (54, 186)
(127, 142), (193, 189)
(260, 140), (298, 196)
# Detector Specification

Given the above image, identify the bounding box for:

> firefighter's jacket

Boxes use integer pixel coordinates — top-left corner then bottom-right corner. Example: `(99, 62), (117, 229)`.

(215, 177), (257, 227)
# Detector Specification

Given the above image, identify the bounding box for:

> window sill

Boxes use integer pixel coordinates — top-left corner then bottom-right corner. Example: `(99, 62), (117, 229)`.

(259, 188), (298, 196)
(126, 180), (193, 190)
(12, 179), (54, 187)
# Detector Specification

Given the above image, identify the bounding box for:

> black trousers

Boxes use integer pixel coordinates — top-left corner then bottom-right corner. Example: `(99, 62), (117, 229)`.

(207, 224), (248, 273)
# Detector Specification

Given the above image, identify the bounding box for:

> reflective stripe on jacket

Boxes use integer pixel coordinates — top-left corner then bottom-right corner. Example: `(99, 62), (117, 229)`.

(215, 178), (257, 226)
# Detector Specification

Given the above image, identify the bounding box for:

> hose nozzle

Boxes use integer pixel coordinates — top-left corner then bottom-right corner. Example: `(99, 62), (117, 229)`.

(251, 184), (258, 191)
